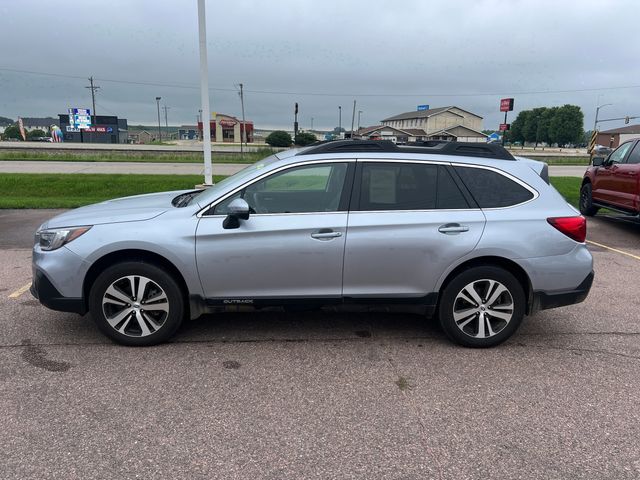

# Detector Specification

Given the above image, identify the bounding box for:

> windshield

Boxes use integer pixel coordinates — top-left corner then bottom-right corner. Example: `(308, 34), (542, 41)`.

(191, 154), (282, 207)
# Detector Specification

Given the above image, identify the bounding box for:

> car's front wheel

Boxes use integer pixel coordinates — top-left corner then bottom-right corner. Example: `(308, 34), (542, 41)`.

(438, 266), (525, 348)
(579, 182), (599, 216)
(88, 262), (184, 346)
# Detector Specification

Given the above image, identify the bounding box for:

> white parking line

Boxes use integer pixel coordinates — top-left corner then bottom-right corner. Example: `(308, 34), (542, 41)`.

(8, 283), (31, 298)
(587, 240), (640, 261)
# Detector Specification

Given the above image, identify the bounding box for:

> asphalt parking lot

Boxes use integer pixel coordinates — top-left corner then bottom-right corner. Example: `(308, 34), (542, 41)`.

(1, 209), (639, 479)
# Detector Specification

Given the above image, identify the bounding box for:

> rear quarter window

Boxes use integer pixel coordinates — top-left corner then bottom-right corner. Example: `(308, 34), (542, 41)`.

(454, 166), (534, 208)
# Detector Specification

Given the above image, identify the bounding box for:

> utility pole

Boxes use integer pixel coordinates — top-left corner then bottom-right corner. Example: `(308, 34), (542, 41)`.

(238, 83), (246, 154)
(162, 105), (170, 140)
(311, 117), (314, 131)
(338, 105), (342, 132)
(358, 110), (362, 130)
(294, 102), (299, 142)
(85, 76), (100, 117)
(155, 97), (162, 142)
(197, 0), (213, 185)
(350, 100), (356, 138)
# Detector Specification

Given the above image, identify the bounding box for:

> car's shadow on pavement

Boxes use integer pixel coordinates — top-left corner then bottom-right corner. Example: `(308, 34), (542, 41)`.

(174, 310), (449, 345)
(588, 214), (640, 249)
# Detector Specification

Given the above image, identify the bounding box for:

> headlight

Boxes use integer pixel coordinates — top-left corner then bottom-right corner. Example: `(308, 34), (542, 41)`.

(36, 226), (92, 251)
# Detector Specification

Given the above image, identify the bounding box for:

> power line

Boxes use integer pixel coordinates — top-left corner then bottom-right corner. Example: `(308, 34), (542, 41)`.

(2, 65), (640, 98)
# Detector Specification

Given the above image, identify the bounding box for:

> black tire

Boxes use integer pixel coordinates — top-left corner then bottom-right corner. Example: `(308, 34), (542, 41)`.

(438, 266), (526, 348)
(579, 183), (599, 216)
(88, 261), (184, 346)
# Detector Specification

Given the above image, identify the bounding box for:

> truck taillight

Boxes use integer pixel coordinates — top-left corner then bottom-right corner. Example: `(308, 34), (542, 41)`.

(547, 216), (586, 243)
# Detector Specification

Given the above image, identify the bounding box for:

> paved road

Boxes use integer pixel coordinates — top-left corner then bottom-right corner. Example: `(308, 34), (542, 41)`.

(0, 161), (587, 177)
(1, 210), (639, 479)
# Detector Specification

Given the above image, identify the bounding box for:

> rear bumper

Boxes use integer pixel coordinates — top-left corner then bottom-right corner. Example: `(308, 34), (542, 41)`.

(31, 269), (86, 315)
(531, 270), (594, 312)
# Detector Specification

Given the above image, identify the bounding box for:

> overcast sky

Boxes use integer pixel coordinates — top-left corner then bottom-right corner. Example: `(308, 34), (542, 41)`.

(1, 0), (639, 131)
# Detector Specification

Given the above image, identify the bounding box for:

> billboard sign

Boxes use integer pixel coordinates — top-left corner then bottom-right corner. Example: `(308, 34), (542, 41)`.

(68, 108), (92, 129)
(500, 98), (514, 112)
(417, 104), (429, 111)
(499, 123), (510, 132)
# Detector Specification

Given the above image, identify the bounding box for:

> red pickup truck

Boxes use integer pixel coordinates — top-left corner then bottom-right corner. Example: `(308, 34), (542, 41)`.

(580, 139), (640, 216)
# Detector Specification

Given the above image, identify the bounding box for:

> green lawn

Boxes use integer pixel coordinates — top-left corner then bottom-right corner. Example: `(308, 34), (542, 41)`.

(0, 149), (274, 164)
(0, 173), (225, 208)
(549, 176), (581, 207)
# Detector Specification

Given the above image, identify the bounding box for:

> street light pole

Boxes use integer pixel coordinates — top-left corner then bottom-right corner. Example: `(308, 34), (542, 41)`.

(593, 103), (613, 132)
(357, 110), (362, 130)
(338, 106), (342, 132)
(155, 97), (162, 142)
(197, 0), (213, 185)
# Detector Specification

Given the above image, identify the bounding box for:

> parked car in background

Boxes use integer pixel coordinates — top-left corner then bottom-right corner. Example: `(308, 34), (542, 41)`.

(31, 140), (593, 348)
(580, 139), (640, 217)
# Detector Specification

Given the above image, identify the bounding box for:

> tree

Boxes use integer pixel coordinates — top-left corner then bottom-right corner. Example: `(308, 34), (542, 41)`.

(549, 104), (584, 146)
(265, 130), (292, 147)
(27, 129), (47, 140)
(294, 132), (316, 146)
(507, 110), (529, 144)
(536, 107), (557, 146)
(0, 116), (14, 127)
(2, 124), (23, 140)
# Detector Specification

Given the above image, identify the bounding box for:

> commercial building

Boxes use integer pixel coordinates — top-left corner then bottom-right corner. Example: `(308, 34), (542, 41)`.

(365, 106), (487, 143)
(596, 125), (640, 148)
(58, 114), (128, 143)
(197, 113), (254, 143)
(178, 125), (199, 140)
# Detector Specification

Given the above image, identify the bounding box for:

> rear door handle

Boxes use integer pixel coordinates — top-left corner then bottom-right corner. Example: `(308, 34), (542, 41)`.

(438, 223), (469, 234)
(311, 229), (342, 240)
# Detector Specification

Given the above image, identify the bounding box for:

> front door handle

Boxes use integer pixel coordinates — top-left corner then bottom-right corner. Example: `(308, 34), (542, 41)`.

(438, 223), (469, 234)
(311, 229), (342, 240)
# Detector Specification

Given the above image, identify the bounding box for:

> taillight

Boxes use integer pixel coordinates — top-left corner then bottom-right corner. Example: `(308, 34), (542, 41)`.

(547, 216), (586, 243)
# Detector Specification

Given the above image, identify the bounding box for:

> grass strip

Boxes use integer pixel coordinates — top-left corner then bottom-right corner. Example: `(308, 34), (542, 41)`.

(0, 173), (226, 208)
(0, 149), (275, 164)
(549, 176), (581, 207)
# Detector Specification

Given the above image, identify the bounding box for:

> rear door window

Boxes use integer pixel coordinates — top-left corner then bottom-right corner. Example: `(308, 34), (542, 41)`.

(357, 162), (469, 211)
(454, 166), (534, 208)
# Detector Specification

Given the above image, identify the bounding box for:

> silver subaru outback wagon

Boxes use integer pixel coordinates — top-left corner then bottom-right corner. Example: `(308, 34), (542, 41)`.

(31, 140), (593, 348)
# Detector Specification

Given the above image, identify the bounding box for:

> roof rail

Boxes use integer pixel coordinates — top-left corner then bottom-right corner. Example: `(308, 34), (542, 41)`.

(297, 139), (514, 160)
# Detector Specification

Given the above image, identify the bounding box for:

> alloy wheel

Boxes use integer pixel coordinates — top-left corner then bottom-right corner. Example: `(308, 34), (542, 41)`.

(452, 279), (514, 338)
(101, 275), (169, 337)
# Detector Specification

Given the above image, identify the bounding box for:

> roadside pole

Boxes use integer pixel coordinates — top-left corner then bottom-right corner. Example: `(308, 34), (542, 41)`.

(198, 0), (213, 185)
(239, 83), (246, 155)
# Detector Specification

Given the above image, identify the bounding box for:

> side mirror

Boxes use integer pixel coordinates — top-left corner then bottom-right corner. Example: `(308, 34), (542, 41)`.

(592, 157), (604, 167)
(223, 198), (250, 229)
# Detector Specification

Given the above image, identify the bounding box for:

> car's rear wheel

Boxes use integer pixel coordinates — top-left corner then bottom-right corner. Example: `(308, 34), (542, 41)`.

(88, 262), (184, 346)
(438, 266), (525, 348)
(579, 183), (599, 216)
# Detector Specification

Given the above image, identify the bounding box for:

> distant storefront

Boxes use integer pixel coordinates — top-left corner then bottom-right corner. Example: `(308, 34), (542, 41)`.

(197, 114), (254, 143)
(58, 114), (128, 144)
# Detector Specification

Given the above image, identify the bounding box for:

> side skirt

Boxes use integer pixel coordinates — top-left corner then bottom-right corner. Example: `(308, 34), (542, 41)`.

(189, 293), (439, 318)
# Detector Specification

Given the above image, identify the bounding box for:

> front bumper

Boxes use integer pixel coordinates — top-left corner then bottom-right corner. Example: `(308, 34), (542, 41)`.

(531, 270), (594, 312)
(31, 269), (87, 315)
